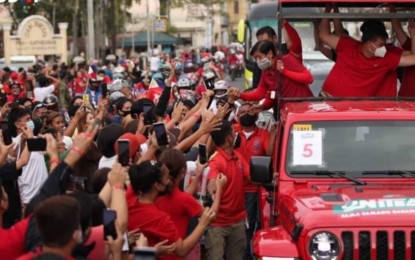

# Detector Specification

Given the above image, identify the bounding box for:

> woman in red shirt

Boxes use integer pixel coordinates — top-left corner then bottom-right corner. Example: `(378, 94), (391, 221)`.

(230, 40), (313, 110)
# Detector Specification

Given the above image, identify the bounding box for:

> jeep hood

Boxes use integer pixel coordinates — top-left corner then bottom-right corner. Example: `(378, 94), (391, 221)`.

(282, 184), (415, 228)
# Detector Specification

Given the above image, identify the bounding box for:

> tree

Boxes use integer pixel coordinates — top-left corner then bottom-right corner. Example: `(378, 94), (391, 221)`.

(5, 0), (139, 59)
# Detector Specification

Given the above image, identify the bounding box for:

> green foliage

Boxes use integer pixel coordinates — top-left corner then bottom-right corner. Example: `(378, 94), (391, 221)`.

(7, 0), (137, 36)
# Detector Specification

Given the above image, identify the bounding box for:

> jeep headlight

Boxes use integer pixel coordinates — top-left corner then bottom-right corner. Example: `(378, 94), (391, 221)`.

(309, 232), (340, 260)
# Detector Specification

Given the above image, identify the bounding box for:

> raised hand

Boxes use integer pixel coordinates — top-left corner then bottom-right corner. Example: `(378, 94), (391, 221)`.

(108, 162), (127, 188)
(155, 240), (177, 255)
(215, 103), (231, 120)
(199, 110), (222, 134)
(198, 207), (216, 228)
(276, 60), (285, 72)
(171, 102), (185, 122)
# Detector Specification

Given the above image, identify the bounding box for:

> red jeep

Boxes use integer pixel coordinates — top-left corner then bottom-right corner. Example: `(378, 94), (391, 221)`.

(250, 1), (415, 259)
(251, 99), (415, 260)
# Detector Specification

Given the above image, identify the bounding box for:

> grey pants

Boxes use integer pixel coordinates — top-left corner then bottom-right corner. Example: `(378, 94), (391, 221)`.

(205, 220), (247, 260)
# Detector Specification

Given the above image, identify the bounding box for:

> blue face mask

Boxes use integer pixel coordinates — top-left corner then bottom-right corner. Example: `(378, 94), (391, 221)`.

(26, 120), (35, 130)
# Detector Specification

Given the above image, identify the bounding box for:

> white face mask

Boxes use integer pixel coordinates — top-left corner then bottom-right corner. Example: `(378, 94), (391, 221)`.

(257, 58), (271, 70)
(26, 120), (35, 130)
(374, 46), (387, 58)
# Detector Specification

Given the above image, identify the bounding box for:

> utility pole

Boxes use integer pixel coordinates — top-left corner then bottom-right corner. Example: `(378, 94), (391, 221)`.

(146, 0), (151, 63)
(87, 0), (95, 60)
(72, 0), (79, 57)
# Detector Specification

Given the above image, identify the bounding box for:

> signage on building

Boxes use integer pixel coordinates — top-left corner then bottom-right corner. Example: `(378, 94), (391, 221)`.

(154, 18), (167, 32)
(3, 15), (68, 64)
(0, 0), (40, 3)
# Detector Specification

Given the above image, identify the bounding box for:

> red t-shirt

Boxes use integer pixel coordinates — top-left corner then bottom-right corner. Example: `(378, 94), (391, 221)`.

(240, 54), (313, 109)
(207, 148), (249, 227)
(7, 91), (26, 103)
(155, 187), (203, 238)
(373, 45), (401, 97)
(74, 77), (86, 95)
(228, 55), (238, 65)
(398, 39), (415, 97)
(16, 247), (74, 260)
(84, 225), (105, 260)
(323, 36), (402, 97)
(103, 75), (112, 84)
(126, 187), (181, 259)
(0, 217), (29, 259)
(234, 124), (270, 193)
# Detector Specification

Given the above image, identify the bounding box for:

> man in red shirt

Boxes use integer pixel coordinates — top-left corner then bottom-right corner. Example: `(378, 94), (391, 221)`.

(391, 16), (415, 97)
(320, 17), (415, 97)
(16, 195), (81, 260)
(7, 82), (26, 103)
(233, 102), (276, 260)
(127, 160), (216, 259)
(206, 120), (250, 260)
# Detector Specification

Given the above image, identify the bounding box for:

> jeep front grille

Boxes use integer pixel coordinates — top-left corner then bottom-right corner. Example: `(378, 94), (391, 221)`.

(341, 230), (415, 260)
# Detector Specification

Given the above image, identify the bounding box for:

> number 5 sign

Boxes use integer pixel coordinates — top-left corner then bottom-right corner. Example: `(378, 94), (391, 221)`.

(293, 131), (322, 165)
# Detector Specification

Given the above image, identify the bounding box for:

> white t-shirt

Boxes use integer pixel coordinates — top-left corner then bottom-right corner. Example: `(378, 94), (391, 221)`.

(98, 155), (117, 169)
(150, 56), (160, 72)
(61, 136), (73, 150)
(34, 84), (55, 102)
(183, 161), (210, 196)
(214, 51), (225, 62)
(18, 152), (48, 204)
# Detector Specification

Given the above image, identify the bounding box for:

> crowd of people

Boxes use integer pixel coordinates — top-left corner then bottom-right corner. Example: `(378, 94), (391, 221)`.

(1, 4), (415, 259)
(0, 36), (275, 259)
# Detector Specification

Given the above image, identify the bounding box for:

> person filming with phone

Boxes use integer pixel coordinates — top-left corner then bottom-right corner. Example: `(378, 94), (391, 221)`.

(127, 160), (217, 259)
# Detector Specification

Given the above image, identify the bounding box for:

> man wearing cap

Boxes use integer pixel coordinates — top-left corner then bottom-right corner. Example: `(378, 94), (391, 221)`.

(7, 82), (26, 103)
(85, 73), (104, 107)
(114, 133), (141, 164)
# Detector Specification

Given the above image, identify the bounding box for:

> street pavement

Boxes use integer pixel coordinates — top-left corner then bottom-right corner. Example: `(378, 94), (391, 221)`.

(225, 73), (246, 92)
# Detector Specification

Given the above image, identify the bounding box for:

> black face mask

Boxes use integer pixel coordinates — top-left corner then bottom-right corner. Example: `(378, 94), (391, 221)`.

(120, 110), (131, 116)
(240, 114), (256, 127)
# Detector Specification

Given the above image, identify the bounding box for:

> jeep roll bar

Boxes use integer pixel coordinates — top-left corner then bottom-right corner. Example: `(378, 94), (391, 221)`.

(272, 0), (415, 119)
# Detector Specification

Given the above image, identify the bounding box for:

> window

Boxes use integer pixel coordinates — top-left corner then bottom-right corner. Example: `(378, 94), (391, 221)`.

(234, 0), (239, 14)
(286, 120), (415, 174)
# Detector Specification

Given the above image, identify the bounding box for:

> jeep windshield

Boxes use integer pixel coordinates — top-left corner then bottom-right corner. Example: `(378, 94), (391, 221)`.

(286, 121), (415, 177)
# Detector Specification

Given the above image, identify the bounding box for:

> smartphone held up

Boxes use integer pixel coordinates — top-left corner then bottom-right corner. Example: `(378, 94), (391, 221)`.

(117, 139), (130, 167)
(103, 209), (117, 241)
(153, 123), (169, 146)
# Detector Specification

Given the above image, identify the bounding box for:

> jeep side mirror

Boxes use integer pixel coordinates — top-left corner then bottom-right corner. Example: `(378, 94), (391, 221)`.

(250, 156), (272, 184)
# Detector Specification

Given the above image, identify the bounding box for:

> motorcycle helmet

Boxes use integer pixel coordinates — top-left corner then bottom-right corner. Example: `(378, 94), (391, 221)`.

(160, 64), (171, 78)
(202, 70), (216, 90)
(213, 80), (229, 99)
(113, 72), (124, 80)
(43, 94), (59, 110)
(183, 62), (196, 73)
(177, 77), (192, 89)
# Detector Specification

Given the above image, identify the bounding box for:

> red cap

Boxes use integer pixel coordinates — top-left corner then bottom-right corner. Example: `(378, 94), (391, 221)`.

(114, 133), (140, 158)
(135, 133), (147, 145)
(10, 71), (18, 80)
